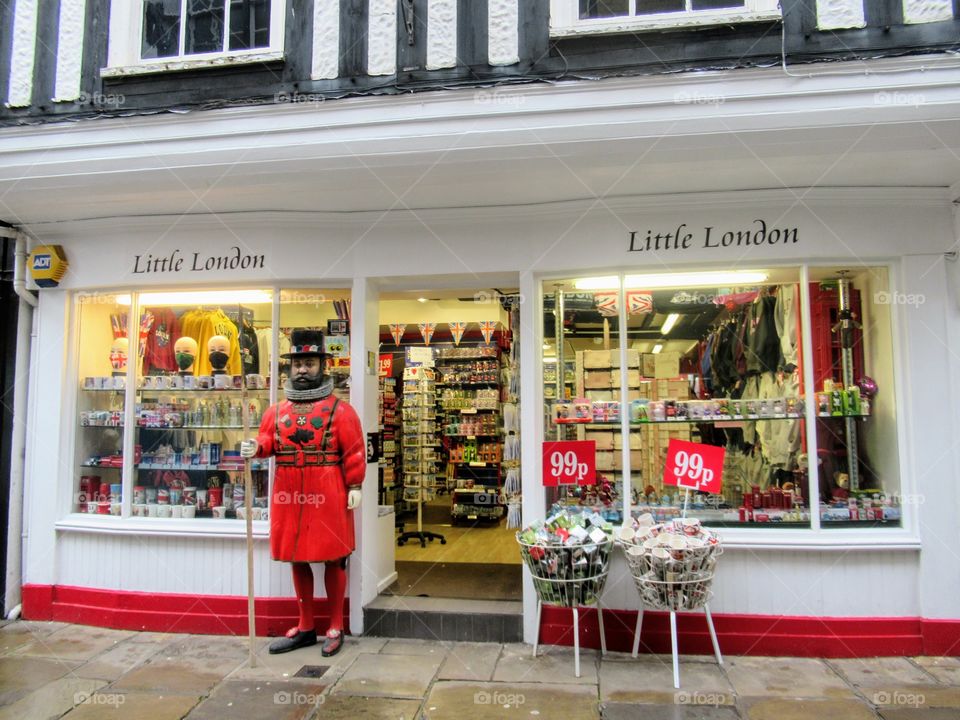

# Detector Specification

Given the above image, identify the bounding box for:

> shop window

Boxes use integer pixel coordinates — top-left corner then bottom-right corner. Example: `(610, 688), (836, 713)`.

(551, 0), (781, 36)
(278, 289), (352, 403)
(542, 270), (813, 529)
(105, 0), (284, 73)
(808, 267), (902, 528)
(129, 289), (274, 520)
(75, 293), (132, 517)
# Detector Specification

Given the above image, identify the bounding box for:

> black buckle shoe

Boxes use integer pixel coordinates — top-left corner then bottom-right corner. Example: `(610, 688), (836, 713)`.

(268, 629), (317, 654)
(321, 629), (344, 657)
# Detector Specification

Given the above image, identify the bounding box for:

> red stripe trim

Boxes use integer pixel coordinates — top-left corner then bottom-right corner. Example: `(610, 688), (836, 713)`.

(21, 584), (350, 637)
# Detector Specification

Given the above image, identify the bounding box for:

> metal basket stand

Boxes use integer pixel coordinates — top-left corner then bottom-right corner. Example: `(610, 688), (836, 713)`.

(519, 537), (612, 678)
(622, 543), (723, 689)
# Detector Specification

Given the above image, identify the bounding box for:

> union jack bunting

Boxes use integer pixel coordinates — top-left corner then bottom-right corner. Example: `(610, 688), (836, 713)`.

(419, 322), (437, 346)
(389, 323), (406, 345)
(593, 291), (653, 316)
(479, 321), (497, 345)
(449, 321), (468, 346)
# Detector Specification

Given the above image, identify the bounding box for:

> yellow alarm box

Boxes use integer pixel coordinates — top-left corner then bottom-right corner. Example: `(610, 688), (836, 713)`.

(29, 245), (69, 287)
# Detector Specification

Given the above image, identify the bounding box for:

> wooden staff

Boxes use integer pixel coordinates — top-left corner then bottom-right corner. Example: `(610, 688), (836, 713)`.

(242, 381), (256, 668)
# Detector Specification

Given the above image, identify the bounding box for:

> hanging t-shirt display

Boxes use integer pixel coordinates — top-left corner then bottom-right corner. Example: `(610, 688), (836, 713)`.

(179, 308), (243, 376)
(143, 307), (180, 374)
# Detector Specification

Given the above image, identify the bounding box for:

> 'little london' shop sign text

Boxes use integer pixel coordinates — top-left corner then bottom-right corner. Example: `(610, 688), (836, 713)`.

(628, 220), (799, 253)
(132, 247), (266, 274)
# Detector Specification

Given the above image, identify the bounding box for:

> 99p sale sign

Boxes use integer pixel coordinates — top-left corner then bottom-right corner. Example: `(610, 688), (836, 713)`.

(542, 441), (596, 487)
(662, 439), (724, 494)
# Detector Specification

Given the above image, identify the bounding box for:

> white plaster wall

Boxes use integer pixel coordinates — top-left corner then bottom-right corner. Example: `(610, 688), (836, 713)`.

(427, 0), (457, 70)
(312, 0), (340, 80)
(53, 0), (87, 102)
(816, 0), (866, 29)
(7, 0), (39, 107)
(488, 0), (519, 66)
(367, 0), (397, 77)
(902, 0), (953, 24)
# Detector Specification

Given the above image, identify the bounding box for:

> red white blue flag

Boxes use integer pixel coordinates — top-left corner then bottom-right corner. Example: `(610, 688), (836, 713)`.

(479, 321), (497, 345)
(389, 324), (406, 345)
(449, 321), (467, 346)
(419, 322), (437, 346)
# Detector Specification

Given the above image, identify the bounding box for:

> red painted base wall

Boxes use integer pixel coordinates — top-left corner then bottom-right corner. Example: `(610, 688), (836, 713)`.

(21, 584), (350, 637)
(22, 584), (960, 656)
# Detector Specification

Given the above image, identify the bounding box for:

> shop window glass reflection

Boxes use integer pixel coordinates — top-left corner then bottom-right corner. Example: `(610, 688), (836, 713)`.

(808, 268), (901, 528)
(542, 271), (811, 528)
(76, 294), (131, 516)
(278, 289), (352, 403)
(131, 290), (272, 520)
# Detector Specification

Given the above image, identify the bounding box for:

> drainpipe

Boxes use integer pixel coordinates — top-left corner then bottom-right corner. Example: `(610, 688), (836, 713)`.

(3, 226), (36, 619)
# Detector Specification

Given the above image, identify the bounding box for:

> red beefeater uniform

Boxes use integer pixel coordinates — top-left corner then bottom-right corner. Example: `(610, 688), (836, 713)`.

(254, 395), (365, 562)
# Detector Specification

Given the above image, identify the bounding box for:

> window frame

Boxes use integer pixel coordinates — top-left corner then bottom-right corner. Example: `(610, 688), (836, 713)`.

(549, 0), (782, 37)
(533, 261), (920, 549)
(104, 0), (285, 77)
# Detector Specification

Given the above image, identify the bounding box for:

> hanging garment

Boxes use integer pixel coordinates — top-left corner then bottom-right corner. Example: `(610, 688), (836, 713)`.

(144, 307), (180, 373)
(774, 284), (799, 372)
(178, 308), (243, 376)
(256, 327), (272, 375)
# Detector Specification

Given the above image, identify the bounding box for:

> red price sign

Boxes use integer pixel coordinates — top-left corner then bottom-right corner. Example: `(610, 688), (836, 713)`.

(378, 354), (393, 377)
(542, 441), (596, 487)
(663, 439), (724, 494)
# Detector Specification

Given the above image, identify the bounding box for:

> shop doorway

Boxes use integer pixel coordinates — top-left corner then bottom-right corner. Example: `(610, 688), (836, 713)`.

(376, 288), (522, 602)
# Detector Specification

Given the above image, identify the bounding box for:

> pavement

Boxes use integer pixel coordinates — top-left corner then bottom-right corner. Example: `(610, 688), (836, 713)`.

(0, 619), (959, 719)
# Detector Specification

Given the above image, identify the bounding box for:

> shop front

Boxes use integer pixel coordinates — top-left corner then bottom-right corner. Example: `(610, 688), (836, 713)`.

(17, 187), (959, 655)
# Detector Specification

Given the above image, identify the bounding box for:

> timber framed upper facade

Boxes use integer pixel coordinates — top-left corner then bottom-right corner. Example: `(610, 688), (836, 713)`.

(1, 0), (958, 125)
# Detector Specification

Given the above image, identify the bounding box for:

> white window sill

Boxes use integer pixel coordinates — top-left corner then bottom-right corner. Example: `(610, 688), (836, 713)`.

(56, 514), (270, 539)
(550, 9), (783, 38)
(101, 50), (285, 79)
(716, 528), (921, 551)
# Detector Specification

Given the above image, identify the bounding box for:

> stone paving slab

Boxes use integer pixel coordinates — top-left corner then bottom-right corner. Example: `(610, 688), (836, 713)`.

(911, 657), (960, 685)
(867, 686), (960, 709)
(601, 704), (741, 720)
(742, 697), (879, 720)
(225, 635), (388, 684)
(0, 655), (82, 706)
(16, 624), (135, 663)
(382, 638), (452, 658)
(313, 695), (422, 719)
(108, 637), (250, 696)
(493, 643), (599, 684)
(422, 680), (600, 720)
(74, 637), (171, 681)
(437, 643), (502, 681)
(0, 622), (72, 656)
(0, 676), (106, 720)
(62, 691), (201, 719)
(599, 656), (734, 704)
(183, 679), (326, 720)
(830, 658), (934, 688)
(724, 657), (854, 699)
(878, 709), (960, 720)
(332, 652), (443, 698)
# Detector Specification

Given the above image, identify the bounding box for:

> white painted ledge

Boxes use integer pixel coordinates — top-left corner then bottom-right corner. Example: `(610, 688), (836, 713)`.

(101, 51), (285, 78)
(56, 514), (271, 539)
(550, 9), (783, 37)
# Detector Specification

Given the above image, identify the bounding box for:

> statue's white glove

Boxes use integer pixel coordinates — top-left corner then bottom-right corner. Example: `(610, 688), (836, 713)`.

(347, 489), (362, 510)
(240, 439), (258, 458)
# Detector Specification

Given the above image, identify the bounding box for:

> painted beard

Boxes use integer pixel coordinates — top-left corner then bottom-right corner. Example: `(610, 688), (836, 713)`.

(291, 372), (323, 390)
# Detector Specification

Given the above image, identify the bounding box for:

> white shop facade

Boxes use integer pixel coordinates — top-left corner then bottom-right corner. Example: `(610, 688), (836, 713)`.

(8, 67), (960, 656)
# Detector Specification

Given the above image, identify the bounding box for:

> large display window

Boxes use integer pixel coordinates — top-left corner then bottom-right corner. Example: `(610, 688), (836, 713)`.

(540, 266), (903, 530)
(71, 287), (349, 524)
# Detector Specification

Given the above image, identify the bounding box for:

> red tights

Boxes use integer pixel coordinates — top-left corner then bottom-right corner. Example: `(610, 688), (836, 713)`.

(287, 561), (347, 637)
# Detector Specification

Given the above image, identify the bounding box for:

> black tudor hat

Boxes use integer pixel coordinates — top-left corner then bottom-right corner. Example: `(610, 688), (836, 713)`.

(282, 328), (329, 359)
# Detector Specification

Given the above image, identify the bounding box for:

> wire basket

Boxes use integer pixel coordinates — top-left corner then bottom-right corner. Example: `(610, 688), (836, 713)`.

(619, 532), (722, 612)
(517, 535), (613, 607)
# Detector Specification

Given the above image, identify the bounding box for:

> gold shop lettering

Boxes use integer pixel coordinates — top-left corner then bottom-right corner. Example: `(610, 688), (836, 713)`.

(629, 220), (799, 253)
(132, 247), (266, 274)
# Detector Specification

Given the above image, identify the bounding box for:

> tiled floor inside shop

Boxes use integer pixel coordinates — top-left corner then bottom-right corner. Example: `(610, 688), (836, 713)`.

(1, 619), (959, 719)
